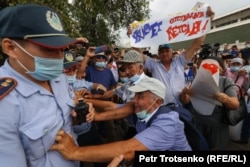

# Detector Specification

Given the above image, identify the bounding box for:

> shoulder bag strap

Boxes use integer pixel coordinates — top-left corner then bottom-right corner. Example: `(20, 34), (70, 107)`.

(234, 75), (240, 83)
(224, 83), (242, 99)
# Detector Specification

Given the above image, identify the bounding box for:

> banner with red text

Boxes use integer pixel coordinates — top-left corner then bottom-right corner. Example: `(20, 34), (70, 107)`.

(129, 5), (210, 47)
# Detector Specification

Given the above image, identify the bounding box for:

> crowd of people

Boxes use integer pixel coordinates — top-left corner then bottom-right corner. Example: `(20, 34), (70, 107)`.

(0, 3), (249, 167)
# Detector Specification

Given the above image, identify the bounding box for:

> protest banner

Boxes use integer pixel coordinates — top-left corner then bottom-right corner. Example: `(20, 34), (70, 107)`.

(129, 3), (210, 47)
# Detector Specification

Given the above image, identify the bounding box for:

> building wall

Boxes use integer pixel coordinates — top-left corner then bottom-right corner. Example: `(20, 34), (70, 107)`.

(172, 22), (250, 51)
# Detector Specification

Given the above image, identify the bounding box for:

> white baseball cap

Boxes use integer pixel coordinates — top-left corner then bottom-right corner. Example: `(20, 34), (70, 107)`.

(128, 77), (166, 99)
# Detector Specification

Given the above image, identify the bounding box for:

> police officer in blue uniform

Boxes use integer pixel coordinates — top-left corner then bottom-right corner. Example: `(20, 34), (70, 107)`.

(0, 4), (92, 167)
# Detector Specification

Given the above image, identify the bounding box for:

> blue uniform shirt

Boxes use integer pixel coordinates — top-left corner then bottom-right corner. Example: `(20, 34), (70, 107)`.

(0, 60), (80, 167)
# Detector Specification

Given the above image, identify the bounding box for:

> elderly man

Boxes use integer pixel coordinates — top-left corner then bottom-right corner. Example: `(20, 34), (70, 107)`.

(51, 77), (191, 163)
(86, 50), (148, 103)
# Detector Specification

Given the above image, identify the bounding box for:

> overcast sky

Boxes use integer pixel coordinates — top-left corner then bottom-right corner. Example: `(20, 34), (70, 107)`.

(149, 0), (250, 20)
(118, 0), (250, 52)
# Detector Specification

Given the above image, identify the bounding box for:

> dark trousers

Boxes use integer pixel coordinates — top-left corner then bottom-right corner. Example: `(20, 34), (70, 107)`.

(77, 124), (107, 167)
(240, 113), (250, 142)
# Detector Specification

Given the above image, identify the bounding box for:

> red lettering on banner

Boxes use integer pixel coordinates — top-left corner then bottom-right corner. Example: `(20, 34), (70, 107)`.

(188, 20), (201, 36)
(166, 20), (202, 40)
(170, 12), (204, 24)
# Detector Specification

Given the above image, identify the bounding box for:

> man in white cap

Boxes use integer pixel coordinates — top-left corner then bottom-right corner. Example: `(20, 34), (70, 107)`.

(84, 50), (149, 140)
(50, 77), (191, 163)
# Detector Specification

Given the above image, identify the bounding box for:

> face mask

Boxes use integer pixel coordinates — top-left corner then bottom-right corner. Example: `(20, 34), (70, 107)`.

(120, 77), (129, 83)
(136, 110), (149, 120)
(95, 62), (106, 68)
(14, 41), (63, 81)
(136, 99), (158, 120)
(129, 74), (140, 82)
(66, 74), (76, 84)
(230, 66), (240, 72)
(246, 45), (250, 48)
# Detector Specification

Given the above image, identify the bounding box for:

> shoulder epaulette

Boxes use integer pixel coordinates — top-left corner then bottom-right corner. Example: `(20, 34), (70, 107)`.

(0, 77), (17, 100)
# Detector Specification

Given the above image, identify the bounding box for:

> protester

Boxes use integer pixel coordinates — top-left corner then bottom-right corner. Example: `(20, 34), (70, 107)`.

(81, 51), (116, 95)
(74, 48), (118, 159)
(0, 4), (93, 167)
(51, 77), (191, 163)
(180, 56), (239, 150)
(230, 45), (239, 58)
(129, 6), (215, 106)
(85, 50), (149, 139)
(223, 57), (248, 95)
(86, 50), (148, 103)
(240, 41), (250, 65)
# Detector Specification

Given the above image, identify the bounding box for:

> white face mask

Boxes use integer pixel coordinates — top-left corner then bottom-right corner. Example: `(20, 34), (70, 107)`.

(136, 99), (158, 120)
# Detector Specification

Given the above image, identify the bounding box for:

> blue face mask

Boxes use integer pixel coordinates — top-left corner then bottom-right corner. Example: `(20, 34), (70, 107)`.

(120, 77), (129, 83)
(136, 99), (158, 120)
(66, 74), (76, 84)
(136, 110), (149, 120)
(129, 74), (140, 82)
(14, 41), (63, 81)
(230, 66), (240, 72)
(95, 62), (106, 68)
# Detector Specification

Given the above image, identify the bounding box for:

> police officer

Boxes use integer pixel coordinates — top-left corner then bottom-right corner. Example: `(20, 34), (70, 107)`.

(0, 4), (92, 167)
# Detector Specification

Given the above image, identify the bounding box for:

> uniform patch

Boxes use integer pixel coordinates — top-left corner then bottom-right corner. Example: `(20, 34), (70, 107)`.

(46, 11), (63, 32)
(0, 77), (17, 100)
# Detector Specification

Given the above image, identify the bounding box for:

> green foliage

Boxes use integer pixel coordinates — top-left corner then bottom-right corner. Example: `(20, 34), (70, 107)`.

(0, 0), (150, 62)
(73, 0), (150, 44)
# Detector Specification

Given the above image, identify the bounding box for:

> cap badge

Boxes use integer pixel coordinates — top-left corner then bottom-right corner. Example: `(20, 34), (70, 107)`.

(46, 11), (63, 32)
(65, 52), (74, 62)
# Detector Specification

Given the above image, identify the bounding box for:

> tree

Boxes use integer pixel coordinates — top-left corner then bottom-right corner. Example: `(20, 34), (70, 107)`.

(0, 0), (77, 64)
(72, 0), (150, 45)
(0, 0), (150, 63)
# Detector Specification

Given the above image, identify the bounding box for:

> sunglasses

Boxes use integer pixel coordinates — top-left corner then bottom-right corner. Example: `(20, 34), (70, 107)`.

(96, 55), (106, 60)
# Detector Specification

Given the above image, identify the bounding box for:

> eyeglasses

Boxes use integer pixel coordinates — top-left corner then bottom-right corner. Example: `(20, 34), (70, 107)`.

(96, 55), (106, 60)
